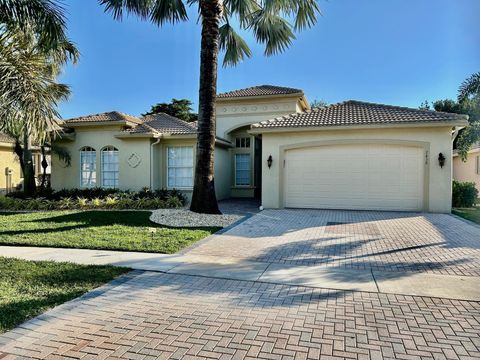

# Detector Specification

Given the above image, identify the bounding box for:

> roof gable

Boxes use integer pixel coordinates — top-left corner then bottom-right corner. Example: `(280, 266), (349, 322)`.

(127, 113), (197, 135)
(63, 111), (197, 136)
(0, 133), (15, 144)
(217, 85), (303, 99)
(252, 100), (468, 130)
(64, 111), (143, 125)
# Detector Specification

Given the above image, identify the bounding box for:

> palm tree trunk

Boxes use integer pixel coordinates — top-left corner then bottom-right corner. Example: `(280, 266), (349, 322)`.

(13, 139), (24, 171)
(190, 0), (222, 214)
(22, 132), (36, 196)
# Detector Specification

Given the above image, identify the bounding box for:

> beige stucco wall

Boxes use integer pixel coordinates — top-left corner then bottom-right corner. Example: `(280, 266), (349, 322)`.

(52, 128), (231, 201)
(215, 95), (304, 198)
(0, 144), (22, 193)
(453, 148), (480, 191)
(216, 96), (302, 140)
(259, 126), (454, 213)
(52, 126), (152, 191)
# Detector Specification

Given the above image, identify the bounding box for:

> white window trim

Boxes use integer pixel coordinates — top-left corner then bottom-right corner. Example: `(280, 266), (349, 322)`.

(234, 153), (252, 187)
(167, 146), (194, 190)
(101, 146), (119, 188)
(80, 147), (97, 188)
(476, 155), (480, 175)
(235, 136), (251, 149)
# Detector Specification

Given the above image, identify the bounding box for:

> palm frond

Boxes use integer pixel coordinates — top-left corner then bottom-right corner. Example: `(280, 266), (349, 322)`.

(456, 122), (480, 161)
(100, 0), (188, 25)
(219, 22), (252, 66)
(99, 0), (151, 21)
(151, 0), (188, 24)
(223, 0), (260, 27)
(0, 29), (71, 143)
(289, 0), (320, 30)
(249, 10), (295, 56)
(458, 72), (480, 103)
(0, 0), (68, 50)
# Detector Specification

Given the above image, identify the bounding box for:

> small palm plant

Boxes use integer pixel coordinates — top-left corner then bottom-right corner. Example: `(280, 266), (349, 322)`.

(105, 196), (118, 208)
(77, 197), (88, 208)
(100, 0), (322, 214)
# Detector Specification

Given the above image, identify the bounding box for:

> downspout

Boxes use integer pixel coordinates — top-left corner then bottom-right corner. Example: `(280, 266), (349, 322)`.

(452, 127), (461, 143)
(150, 136), (161, 190)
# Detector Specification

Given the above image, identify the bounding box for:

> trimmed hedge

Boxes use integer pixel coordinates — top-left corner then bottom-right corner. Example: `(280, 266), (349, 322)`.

(0, 188), (186, 210)
(6, 187), (185, 201)
(452, 181), (478, 208)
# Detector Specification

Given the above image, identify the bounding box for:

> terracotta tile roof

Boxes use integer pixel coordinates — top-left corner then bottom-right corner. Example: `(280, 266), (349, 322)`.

(127, 113), (197, 135)
(252, 100), (468, 129)
(217, 85), (303, 99)
(64, 111), (143, 125)
(0, 133), (15, 144)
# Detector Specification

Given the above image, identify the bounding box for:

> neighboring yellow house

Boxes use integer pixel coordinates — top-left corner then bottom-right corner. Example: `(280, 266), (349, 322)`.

(453, 144), (480, 191)
(52, 85), (468, 213)
(0, 133), (47, 194)
(0, 133), (21, 193)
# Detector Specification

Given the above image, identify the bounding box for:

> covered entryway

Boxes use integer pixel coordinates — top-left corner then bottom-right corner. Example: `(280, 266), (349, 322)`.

(284, 143), (425, 211)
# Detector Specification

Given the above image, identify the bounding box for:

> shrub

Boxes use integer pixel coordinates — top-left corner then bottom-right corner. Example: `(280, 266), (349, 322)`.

(452, 181), (478, 208)
(0, 188), (186, 211)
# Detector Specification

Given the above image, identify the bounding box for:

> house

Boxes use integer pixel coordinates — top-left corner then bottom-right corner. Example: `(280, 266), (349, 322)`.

(51, 85), (468, 213)
(0, 133), (48, 193)
(453, 144), (480, 191)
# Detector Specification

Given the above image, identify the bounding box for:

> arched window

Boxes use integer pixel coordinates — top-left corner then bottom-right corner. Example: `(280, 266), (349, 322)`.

(101, 146), (119, 188)
(80, 147), (96, 188)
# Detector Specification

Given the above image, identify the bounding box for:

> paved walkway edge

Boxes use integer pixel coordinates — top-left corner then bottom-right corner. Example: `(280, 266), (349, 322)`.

(1, 245), (479, 301)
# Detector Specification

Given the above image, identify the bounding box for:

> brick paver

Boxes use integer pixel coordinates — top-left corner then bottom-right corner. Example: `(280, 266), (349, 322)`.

(2, 209), (479, 359)
(187, 210), (480, 276)
(1, 271), (479, 360)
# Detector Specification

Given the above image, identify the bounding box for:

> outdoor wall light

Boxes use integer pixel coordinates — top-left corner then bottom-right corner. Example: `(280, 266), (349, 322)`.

(438, 153), (446, 168)
(267, 155), (273, 168)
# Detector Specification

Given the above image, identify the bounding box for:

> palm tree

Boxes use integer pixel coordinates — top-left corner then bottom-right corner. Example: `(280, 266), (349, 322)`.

(0, 28), (78, 195)
(458, 72), (480, 103)
(100, 0), (321, 214)
(0, 0), (69, 50)
(0, 1), (77, 195)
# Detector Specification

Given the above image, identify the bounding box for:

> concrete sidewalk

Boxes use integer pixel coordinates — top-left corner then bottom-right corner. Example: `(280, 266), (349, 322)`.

(2, 245), (479, 301)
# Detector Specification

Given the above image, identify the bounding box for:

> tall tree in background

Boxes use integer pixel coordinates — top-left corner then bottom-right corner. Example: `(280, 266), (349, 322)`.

(0, 0), (78, 195)
(310, 99), (328, 108)
(430, 73), (480, 161)
(143, 98), (198, 122)
(100, 0), (321, 214)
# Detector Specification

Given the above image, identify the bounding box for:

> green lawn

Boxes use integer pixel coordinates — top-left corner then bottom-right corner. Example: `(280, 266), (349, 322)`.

(0, 211), (219, 253)
(453, 206), (480, 225)
(0, 257), (129, 333)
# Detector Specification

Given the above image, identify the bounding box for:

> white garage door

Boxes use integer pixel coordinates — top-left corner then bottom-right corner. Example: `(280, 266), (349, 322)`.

(284, 144), (425, 211)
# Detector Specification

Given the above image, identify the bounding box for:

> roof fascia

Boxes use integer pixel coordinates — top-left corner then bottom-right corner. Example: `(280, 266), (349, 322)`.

(216, 92), (304, 103)
(249, 119), (469, 134)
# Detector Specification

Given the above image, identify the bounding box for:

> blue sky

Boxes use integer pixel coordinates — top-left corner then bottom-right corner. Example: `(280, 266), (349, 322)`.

(59, 0), (479, 119)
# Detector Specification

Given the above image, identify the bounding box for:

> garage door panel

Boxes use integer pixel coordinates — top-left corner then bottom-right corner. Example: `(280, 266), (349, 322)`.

(284, 144), (424, 211)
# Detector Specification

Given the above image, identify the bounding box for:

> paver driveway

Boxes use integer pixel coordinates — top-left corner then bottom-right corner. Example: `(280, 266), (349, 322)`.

(187, 209), (480, 276)
(1, 271), (479, 360)
(1, 209), (480, 359)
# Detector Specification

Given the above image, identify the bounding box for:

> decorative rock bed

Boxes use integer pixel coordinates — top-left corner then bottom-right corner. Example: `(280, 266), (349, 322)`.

(150, 208), (243, 228)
